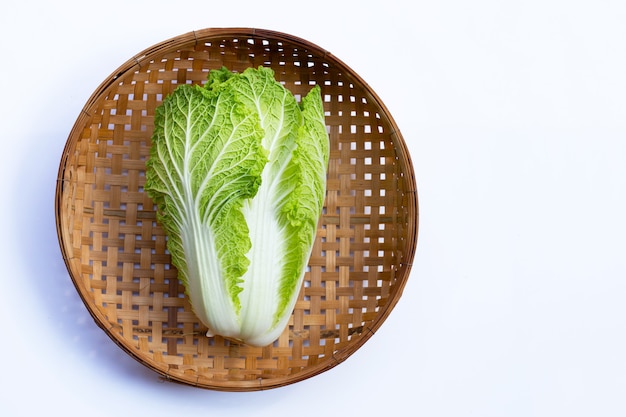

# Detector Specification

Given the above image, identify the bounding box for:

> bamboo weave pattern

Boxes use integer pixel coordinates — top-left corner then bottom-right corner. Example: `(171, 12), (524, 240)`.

(56, 28), (418, 391)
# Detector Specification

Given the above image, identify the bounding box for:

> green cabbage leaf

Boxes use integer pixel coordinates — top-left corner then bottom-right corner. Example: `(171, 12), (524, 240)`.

(145, 67), (328, 346)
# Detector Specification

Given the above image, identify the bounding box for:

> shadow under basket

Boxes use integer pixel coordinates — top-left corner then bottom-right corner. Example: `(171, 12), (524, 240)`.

(55, 28), (418, 391)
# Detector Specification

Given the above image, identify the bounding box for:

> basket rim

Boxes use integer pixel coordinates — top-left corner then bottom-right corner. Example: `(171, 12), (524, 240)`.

(54, 27), (419, 391)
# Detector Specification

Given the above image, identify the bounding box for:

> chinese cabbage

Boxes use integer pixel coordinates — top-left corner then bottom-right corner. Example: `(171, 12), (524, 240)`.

(145, 67), (328, 346)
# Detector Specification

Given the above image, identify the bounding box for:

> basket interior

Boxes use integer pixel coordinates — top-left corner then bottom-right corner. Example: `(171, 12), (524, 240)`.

(56, 28), (417, 391)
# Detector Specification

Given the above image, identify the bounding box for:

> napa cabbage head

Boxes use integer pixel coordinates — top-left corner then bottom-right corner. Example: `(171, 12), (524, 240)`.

(145, 67), (328, 347)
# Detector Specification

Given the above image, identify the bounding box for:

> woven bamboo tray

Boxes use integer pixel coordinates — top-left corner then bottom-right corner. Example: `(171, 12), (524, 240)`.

(55, 28), (418, 391)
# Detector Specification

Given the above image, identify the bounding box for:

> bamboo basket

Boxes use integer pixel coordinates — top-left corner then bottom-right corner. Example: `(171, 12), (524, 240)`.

(55, 28), (418, 391)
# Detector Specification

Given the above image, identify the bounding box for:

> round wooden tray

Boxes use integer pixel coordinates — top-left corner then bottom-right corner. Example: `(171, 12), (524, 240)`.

(55, 28), (418, 391)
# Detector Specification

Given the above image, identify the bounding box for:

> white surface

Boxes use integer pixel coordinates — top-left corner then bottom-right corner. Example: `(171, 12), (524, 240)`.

(2, 1), (626, 416)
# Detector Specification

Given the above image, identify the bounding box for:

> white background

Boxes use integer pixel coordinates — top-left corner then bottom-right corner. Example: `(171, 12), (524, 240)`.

(2, 1), (625, 416)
